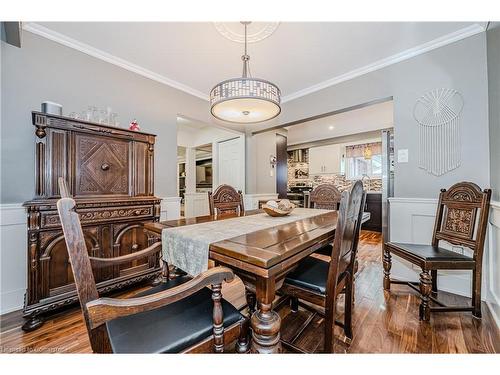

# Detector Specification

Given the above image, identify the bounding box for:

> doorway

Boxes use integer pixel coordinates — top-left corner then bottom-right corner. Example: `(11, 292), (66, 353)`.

(276, 134), (288, 199)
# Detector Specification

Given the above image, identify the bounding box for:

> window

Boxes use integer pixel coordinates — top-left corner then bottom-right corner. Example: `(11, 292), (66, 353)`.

(345, 142), (382, 180)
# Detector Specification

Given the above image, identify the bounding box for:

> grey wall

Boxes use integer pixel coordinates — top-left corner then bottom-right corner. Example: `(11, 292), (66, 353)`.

(1, 31), (213, 203)
(245, 128), (288, 194)
(487, 25), (500, 201)
(279, 33), (490, 198)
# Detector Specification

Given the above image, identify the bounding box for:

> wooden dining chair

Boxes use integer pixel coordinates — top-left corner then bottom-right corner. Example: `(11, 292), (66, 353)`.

(208, 184), (245, 216)
(309, 183), (343, 256)
(56, 178), (249, 353)
(309, 183), (342, 210)
(280, 180), (366, 353)
(384, 181), (491, 321)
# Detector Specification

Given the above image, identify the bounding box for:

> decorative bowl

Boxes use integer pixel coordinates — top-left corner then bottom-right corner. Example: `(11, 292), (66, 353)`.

(262, 199), (296, 217)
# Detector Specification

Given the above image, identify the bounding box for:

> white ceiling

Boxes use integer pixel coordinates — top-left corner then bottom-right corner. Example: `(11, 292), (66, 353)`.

(30, 22), (484, 103)
(286, 100), (394, 145)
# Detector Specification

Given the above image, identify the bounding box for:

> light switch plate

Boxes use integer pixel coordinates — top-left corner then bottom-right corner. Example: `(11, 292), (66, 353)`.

(397, 149), (409, 163)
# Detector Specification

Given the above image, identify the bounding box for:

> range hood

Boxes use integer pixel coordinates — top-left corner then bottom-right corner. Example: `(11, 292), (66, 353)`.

(290, 149), (306, 163)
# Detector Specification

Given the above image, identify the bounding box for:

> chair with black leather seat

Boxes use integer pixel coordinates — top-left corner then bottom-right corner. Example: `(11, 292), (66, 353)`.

(56, 178), (249, 353)
(280, 180), (366, 353)
(384, 181), (491, 321)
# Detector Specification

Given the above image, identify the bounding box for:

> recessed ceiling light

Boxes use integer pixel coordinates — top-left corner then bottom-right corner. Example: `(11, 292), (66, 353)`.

(329, 126), (334, 130)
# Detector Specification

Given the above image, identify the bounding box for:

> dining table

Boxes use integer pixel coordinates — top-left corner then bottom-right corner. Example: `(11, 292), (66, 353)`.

(144, 208), (370, 354)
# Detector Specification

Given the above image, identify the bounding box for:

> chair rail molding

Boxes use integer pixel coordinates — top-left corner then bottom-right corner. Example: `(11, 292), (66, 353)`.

(389, 197), (500, 328)
(0, 203), (27, 315)
(160, 196), (182, 221)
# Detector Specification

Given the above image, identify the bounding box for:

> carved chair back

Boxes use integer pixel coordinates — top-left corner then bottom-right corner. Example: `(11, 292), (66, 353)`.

(323, 180), (364, 350)
(56, 178), (112, 352)
(208, 184), (245, 215)
(327, 180), (365, 285)
(431, 182), (491, 261)
(309, 183), (342, 210)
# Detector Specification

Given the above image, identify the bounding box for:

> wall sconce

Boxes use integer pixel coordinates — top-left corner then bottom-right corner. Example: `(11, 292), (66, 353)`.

(269, 155), (277, 177)
(269, 155), (277, 168)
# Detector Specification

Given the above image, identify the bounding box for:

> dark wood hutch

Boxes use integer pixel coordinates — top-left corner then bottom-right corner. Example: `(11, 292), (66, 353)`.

(22, 111), (161, 331)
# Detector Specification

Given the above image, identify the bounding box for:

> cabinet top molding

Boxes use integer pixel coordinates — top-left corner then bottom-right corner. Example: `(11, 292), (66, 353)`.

(32, 111), (157, 138)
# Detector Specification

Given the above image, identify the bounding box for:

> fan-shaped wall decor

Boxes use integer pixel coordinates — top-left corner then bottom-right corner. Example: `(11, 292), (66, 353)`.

(413, 88), (464, 176)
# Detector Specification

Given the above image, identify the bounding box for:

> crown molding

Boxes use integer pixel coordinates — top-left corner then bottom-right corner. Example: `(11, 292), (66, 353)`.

(281, 23), (486, 103)
(22, 22), (209, 101)
(23, 22), (486, 105)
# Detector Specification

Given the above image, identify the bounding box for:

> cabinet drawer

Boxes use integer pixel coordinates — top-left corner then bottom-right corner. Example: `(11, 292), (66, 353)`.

(40, 205), (155, 228)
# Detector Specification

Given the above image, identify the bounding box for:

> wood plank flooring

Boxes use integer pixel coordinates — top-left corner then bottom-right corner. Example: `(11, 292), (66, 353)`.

(1, 231), (498, 353)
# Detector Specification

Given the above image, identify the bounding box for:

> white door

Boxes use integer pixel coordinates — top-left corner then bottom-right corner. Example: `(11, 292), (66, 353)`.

(217, 137), (245, 192)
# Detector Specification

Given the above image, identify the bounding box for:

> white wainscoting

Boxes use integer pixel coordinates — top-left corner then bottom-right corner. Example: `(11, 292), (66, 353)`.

(243, 193), (279, 210)
(184, 192), (210, 218)
(160, 196), (181, 221)
(0, 203), (27, 315)
(389, 197), (500, 328)
(0, 197), (181, 315)
(486, 201), (500, 328)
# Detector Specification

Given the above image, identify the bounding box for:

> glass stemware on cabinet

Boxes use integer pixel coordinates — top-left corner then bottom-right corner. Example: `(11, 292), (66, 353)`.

(70, 106), (121, 127)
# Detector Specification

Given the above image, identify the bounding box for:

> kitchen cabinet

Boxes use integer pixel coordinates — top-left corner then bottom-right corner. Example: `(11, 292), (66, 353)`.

(309, 144), (342, 174)
(362, 192), (382, 232)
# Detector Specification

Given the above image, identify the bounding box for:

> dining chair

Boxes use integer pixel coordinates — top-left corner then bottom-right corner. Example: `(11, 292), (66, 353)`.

(56, 178), (249, 353)
(309, 183), (343, 256)
(208, 184), (245, 216)
(309, 183), (342, 210)
(384, 181), (491, 321)
(280, 180), (366, 353)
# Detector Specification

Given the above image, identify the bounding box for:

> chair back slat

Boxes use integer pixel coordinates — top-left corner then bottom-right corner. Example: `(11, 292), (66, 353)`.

(309, 183), (342, 210)
(56, 178), (112, 353)
(432, 182), (491, 258)
(209, 184), (245, 215)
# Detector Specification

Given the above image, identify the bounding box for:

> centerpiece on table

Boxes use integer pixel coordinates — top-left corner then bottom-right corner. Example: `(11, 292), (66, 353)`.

(262, 199), (296, 217)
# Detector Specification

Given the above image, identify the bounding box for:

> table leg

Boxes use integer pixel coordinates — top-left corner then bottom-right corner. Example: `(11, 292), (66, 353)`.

(250, 277), (281, 354)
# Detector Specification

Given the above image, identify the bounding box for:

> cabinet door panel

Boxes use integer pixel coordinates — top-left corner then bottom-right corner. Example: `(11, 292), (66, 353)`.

(112, 222), (155, 277)
(38, 227), (100, 299)
(74, 133), (131, 196)
(308, 147), (323, 174)
(323, 144), (341, 174)
(134, 142), (152, 196)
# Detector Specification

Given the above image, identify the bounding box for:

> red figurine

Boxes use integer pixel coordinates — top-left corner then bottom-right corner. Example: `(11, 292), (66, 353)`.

(129, 119), (140, 131)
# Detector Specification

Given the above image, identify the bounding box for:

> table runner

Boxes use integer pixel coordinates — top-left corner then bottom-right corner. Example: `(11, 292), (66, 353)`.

(161, 208), (332, 276)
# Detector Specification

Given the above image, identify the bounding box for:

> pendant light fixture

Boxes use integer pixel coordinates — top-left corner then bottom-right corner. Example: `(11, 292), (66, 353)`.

(210, 22), (281, 124)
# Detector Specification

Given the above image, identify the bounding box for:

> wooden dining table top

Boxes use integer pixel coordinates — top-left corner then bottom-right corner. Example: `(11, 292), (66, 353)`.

(144, 209), (370, 276)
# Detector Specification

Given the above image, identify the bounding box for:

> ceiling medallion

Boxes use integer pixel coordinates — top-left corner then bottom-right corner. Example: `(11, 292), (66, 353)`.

(213, 22), (279, 44)
(210, 22), (281, 124)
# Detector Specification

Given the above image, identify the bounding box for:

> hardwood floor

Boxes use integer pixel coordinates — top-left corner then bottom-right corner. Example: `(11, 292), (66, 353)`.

(1, 231), (498, 354)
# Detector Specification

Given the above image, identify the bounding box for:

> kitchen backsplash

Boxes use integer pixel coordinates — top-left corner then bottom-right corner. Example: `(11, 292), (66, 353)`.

(311, 174), (382, 192)
(287, 149), (382, 192)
